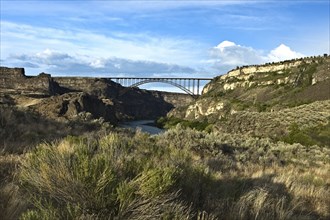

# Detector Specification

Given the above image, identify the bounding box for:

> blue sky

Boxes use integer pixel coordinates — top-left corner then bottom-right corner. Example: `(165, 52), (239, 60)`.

(1, 0), (329, 83)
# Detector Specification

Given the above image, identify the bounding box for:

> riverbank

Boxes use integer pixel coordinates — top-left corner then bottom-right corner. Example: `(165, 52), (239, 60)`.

(119, 120), (164, 135)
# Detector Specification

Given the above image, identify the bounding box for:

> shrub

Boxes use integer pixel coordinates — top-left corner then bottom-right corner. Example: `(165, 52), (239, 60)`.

(18, 134), (191, 219)
(15, 127), (330, 219)
(156, 116), (210, 131)
(282, 122), (330, 147)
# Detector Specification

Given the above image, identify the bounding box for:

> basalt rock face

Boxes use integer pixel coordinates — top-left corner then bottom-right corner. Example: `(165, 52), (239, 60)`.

(33, 92), (118, 123)
(0, 66), (191, 123)
(53, 77), (121, 98)
(114, 88), (172, 120)
(0, 67), (62, 96)
(154, 91), (195, 108)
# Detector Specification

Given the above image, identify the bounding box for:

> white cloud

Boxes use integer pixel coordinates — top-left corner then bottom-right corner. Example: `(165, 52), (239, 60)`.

(210, 40), (266, 67)
(209, 40), (305, 73)
(268, 44), (304, 62)
(90, 59), (106, 69)
(215, 41), (237, 52)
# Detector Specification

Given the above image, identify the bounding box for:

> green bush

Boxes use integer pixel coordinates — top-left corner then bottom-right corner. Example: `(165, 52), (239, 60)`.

(18, 134), (190, 219)
(282, 122), (330, 147)
(156, 116), (211, 131)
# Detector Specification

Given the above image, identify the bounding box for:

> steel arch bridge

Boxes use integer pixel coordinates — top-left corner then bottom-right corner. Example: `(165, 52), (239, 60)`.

(108, 77), (212, 95)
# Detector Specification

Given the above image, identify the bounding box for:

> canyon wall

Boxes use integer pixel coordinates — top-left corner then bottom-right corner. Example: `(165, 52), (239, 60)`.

(0, 67), (60, 96)
(202, 56), (329, 94)
(0, 66), (194, 122)
(169, 55), (330, 121)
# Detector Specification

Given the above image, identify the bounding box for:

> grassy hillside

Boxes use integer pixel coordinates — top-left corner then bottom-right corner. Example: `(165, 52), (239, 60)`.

(166, 56), (330, 147)
(213, 100), (330, 146)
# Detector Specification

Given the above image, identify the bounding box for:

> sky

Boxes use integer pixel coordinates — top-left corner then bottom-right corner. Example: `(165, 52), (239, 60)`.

(0, 0), (329, 92)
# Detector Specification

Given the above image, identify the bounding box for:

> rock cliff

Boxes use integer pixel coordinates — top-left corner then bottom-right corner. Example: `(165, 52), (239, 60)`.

(0, 67), (193, 124)
(202, 56), (329, 95)
(169, 55), (330, 120)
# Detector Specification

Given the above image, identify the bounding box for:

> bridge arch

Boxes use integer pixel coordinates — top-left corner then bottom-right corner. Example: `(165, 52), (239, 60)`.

(131, 79), (194, 95)
(109, 77), (212, 96)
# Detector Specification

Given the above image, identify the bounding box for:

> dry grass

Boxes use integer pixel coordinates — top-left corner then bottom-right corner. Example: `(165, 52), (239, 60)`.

(0, 106), (110, 154)
(0, 126), (324, 219)
(0, 155), (29, 220)
(157, 126), (330, 219)
(231, 164), (330, 219)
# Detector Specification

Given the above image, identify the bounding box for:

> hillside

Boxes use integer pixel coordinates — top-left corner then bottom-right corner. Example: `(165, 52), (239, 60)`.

(167, 55), (330, 146)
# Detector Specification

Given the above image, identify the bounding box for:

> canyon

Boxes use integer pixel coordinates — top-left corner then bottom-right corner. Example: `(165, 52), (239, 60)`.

(0, 67), (194, 124)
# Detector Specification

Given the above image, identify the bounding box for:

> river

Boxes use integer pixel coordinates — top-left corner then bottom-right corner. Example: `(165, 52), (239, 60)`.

(119, 120), (164, 135)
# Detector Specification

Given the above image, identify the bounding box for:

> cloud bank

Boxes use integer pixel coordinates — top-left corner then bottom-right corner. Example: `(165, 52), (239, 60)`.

(209, 40), (305, 73)
(8, 49), (196, 77)
(5, 41), (306, 78)
(1, 20), (204, 76)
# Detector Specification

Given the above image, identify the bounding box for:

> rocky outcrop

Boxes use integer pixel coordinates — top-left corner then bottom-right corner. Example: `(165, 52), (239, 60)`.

(203, 56), (329, 95)
(51, 77), (180, 120)
(33, 92), (117, 123)
(0, 67), (61, 96)
(169, 55), (330, 121)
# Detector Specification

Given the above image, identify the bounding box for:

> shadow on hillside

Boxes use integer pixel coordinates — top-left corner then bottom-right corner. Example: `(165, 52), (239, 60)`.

(179, 171), (323, 219)
(0, 106), (107, 154)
